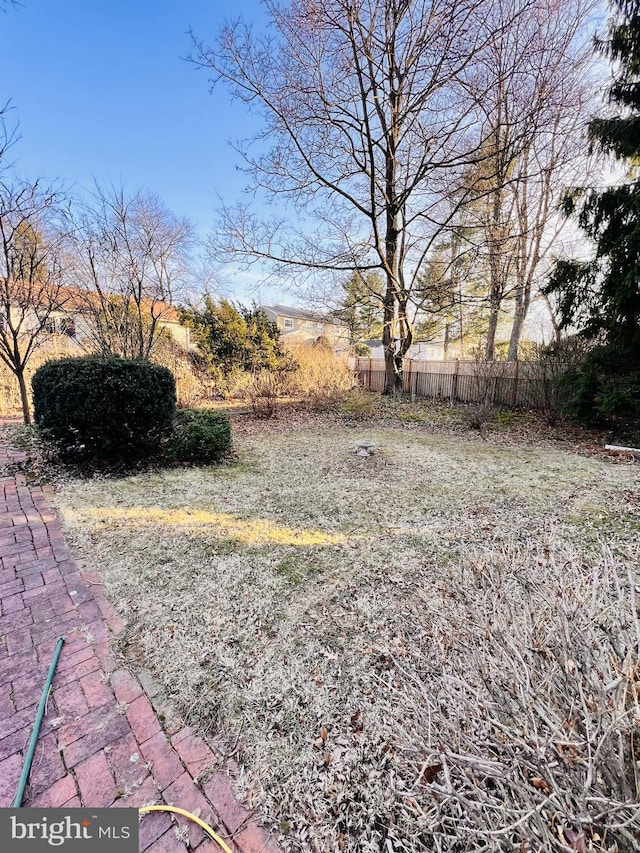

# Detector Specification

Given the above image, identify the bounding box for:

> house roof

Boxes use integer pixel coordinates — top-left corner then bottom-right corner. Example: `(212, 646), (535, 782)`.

(261, 304), (347, 326)
(55, 286), (181, 323)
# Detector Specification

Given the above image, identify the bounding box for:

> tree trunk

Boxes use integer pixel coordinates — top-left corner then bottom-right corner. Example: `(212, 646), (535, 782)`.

(17, 370), (31, 425)
(382, 284), (396, 395)
(382, 351), (396, 395)
(485, 242), (504, 361)
(459, 285), (465, 357)
(382, 312), (406, 395)
(382, 326), (404, 395)
(394, 352), (403, 394)
(485, 296), (500, 361)
(542, 293), (562, 343)
(382, 72), (405, 397)
(507, 300), (526, 361)
(395, 296), (413, 393)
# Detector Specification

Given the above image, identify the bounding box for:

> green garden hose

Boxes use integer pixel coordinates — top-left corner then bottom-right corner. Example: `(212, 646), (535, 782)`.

(13, 635), (65, 808)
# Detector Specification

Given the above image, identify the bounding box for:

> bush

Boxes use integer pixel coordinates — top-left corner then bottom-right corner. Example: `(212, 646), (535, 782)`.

(560, 343), (640, 426)
(354, 342), (372, 357)
(179, 298), (285, 376)
(247, 371), (283, 418)
(32, 355), (176, 463)
(164, 409), (231, 464)
(396, 544), (640, 852)
(283, 344), (356, 408)
(338, 388), (379, 418)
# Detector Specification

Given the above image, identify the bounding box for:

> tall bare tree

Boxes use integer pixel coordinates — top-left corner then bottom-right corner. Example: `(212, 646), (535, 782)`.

(68, 185), (194, 359)
(195, 0), (543, 392)
(457, 0), (599, 360)
(0, 178), (67, 422)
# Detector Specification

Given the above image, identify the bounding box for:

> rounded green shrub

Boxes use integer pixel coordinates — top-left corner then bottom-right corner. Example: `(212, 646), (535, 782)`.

(164, 408), (232, 464)
(32, 355), (176, 463)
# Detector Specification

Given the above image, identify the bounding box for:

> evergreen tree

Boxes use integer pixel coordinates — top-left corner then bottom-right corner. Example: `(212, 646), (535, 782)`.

(416, 233), (488, 357)
(179, 297), (284, 375)
(545, 0), (640, 424)
(338, 273), (384, 345)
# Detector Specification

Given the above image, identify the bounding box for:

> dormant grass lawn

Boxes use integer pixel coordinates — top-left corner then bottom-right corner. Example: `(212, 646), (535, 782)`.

(53, 408), (640, 852)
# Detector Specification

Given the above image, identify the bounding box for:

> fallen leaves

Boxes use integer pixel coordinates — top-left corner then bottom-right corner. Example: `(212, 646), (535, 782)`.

(557, 825), (589, 853)
(421, 763), (443, 784)
(530, 776), (552, 795)
(350, 710), (363, 733)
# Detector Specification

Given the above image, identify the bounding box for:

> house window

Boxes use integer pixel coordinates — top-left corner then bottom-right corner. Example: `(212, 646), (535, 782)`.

(283, 318), (294, 330)
(305, 320), (315, 332)
(316, 322), (324, 333)
(44, 316), (76, 337)
(59, 317), (76, 337)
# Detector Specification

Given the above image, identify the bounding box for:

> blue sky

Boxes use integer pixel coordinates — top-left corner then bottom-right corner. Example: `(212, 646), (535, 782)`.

(1, 0), (275, 299)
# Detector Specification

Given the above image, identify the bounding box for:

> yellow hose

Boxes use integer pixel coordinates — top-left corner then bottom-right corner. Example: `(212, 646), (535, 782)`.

(139, 804), (234, 853)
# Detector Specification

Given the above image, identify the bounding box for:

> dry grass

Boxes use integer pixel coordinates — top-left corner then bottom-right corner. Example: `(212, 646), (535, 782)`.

(199, 346), (357, 418)
(283, 345), (357, 407)
(52, 417), (640, 851)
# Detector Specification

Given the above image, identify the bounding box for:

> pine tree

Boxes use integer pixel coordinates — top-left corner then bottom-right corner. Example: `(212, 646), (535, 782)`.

(338, 273), (384, 346)
(545, 0), (640, 425)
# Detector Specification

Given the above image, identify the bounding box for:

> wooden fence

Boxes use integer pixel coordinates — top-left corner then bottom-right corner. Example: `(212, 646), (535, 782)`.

(349, 357), (555, 410)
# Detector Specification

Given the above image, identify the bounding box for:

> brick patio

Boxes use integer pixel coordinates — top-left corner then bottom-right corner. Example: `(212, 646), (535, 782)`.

(0, 428), (281, 853)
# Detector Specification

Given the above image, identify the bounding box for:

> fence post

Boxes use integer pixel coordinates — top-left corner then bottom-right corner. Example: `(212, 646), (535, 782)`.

(512, 359), (519, 407)
(452, 358), (460, 401)
(368, 357), (372, 389)
(407, 358), (413, 399)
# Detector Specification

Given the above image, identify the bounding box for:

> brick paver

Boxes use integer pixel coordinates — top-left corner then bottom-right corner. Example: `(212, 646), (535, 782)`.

(0, 423), (281, 853)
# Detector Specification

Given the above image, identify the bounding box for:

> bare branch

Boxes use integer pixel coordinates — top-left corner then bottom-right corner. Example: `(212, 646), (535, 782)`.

(66, 183), (195, 359)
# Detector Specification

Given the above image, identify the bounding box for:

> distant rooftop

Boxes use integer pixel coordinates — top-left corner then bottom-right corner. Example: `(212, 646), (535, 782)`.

(262, 304), (347, 325)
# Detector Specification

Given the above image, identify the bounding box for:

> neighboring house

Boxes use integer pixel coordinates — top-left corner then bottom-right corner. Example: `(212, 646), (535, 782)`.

(261, 304), (350, 352)
(140, 300), (191, 349)
(41, 287), (191, 350)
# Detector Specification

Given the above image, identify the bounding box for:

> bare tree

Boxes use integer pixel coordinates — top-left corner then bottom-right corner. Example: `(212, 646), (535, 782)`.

(194, 0), (545, 393)
(0, 178), (67, 422)
(68, 185), (194, 359)
(457, 0), (600, 360)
